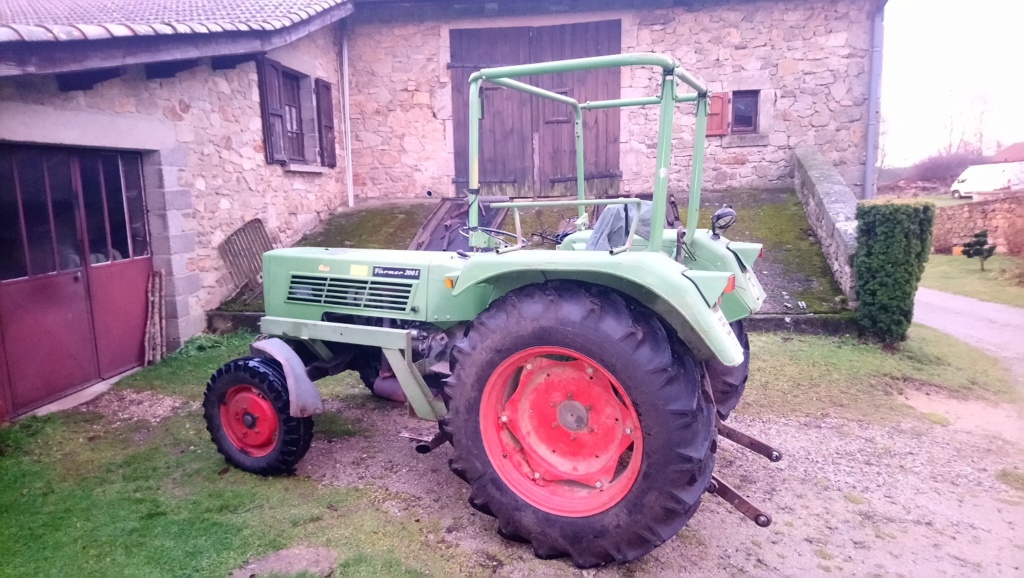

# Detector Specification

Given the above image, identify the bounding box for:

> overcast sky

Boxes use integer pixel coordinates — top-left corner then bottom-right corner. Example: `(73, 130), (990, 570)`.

(881, 0), (1024, 166)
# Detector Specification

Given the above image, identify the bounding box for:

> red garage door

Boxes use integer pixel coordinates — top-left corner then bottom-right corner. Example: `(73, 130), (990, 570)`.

(0, 146), (152, 419)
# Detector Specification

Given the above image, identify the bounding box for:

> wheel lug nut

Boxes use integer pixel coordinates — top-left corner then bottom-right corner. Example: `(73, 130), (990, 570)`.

(525, 363), (533, 370)
(595, 481), (603, 489)
(567, 392), (573, 400)
(500, 414), (509, 423)
(551, 422), (558, 428)
(586, 366), (594, 375)
(625, 427), (633, 435)
(533, 472), (541, 480)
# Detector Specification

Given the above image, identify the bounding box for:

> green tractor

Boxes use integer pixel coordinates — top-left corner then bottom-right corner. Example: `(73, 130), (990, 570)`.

(204, 53), (781, 567)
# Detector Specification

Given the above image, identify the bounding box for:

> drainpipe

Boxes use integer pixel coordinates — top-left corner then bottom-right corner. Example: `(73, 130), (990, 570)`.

(863, 0), (887, 199)
(340, 22), (355, 208)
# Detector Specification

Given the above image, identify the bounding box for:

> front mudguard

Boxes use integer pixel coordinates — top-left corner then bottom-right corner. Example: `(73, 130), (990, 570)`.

(250, 337), (324, 417)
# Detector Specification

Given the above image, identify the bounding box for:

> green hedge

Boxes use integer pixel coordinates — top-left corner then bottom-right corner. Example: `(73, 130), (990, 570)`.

(854, 201), (935, 342)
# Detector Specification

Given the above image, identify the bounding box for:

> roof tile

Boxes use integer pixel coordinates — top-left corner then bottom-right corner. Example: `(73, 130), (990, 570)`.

(0, 0), (352, 42)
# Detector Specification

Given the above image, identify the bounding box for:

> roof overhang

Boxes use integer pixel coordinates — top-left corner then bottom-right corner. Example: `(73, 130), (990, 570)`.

(0, 1), (353, 77)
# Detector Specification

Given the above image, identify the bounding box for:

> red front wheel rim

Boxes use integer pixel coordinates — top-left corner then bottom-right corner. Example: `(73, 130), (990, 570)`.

(479, 346), (644, 517)
(220, 385), (280, 458)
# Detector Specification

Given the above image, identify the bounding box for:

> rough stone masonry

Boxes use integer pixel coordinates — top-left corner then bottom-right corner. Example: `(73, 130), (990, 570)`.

(345, 0), (874, 200)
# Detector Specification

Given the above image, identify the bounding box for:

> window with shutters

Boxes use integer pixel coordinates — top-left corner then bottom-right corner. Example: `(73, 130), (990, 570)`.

(257, 56), (337, 168)
(731, 90), (759, 134)
(281, 72), (304, 162)
(706, 91), (762, 137)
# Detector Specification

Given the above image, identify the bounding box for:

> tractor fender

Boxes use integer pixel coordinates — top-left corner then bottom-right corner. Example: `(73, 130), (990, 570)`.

(250, 337), (324, 417)
(450, 252), (744, 366)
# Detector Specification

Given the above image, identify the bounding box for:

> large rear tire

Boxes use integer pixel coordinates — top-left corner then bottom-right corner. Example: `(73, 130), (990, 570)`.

(204, 356), (314, 475)
(706, 320), (750, 420)
(444, 282), (715, 568)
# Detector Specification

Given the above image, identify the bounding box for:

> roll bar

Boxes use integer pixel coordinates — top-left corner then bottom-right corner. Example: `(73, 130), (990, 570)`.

(465, 52), (710, 250)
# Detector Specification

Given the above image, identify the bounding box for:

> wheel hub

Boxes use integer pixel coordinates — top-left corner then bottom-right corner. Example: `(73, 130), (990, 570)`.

(480, 346), (644, 517)
(556, 400), (588, 431)
(220, 385), (280, 457)
(242, 412), (257, 428)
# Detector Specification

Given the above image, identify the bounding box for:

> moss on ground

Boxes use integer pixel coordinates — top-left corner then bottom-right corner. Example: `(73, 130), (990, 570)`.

(217, 193), (843, 314)
(722, 191), (843, 313)
(299, 202), (437, 250)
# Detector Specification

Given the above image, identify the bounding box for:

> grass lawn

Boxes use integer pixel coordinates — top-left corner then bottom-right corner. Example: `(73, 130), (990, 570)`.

(1, 339), (472, 576)
(921, 194), (973, 208)
(743, 324), (1016, 420)
(919, 254), (1024, 308)
(0, 323), (1015, 575)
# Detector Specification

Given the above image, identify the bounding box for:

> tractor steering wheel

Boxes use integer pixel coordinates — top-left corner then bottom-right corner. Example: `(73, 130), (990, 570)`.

(458, 226), (521, 246)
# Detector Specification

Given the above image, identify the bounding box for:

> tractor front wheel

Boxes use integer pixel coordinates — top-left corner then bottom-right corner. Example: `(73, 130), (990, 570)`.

(444, 282), (716, 567)
(204, 356), (314, 475)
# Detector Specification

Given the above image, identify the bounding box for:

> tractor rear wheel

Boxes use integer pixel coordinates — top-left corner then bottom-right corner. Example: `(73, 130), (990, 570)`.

(444, 282), (715, 568)
(706, 320), (750, 420)
(204, 356), (313, 475)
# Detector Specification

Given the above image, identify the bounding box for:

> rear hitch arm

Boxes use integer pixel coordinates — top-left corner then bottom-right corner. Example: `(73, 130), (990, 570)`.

(707, 475), (772, 528)
(717, 418), (783, 462)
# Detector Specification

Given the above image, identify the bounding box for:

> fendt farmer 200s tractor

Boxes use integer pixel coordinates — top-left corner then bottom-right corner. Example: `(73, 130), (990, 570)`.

(204, 53), (783, 567)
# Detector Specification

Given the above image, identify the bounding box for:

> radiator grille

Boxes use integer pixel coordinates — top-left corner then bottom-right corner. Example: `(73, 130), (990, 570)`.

(286, 274), (414, 312)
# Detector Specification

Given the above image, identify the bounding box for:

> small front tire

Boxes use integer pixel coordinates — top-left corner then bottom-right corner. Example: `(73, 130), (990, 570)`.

(204, 356), (313, 475)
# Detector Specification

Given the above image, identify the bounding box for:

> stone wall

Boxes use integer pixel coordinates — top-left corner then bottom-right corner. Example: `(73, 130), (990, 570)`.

(793, 147), (858, 301)
(932, 193), (1024, 255)
(346, 0), (874, 199)
(0, 24), (348, 344)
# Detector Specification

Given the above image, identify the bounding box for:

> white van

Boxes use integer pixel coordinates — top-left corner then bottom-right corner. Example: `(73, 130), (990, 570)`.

(951, 161), (1024, 198)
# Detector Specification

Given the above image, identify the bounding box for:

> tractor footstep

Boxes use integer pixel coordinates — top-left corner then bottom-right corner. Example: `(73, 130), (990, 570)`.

(717, 418), (783, 463)
(707, 475), (772, 528)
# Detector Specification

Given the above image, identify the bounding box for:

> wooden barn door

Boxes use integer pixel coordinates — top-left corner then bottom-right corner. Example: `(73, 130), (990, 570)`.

(451, 20), (621, 198)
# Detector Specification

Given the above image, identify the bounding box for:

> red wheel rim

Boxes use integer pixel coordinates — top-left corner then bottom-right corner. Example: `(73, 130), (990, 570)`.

(479, 346), (644, 517)
(220, 385), (280, 458)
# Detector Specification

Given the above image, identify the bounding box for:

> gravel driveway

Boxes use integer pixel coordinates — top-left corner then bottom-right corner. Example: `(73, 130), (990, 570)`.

(299, 390), (1024, 576)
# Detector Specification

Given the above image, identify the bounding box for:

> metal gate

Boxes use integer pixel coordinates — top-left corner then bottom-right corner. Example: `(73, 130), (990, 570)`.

(0, 146), (152, 418)
(451, 20), (622, 198)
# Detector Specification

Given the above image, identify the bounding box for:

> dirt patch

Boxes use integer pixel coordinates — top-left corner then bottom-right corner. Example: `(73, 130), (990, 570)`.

(81, 390), (186, 425)
(298, 388), (1024, 576)
(901, 390), (1024, 444)
(230, 546), (338, 578)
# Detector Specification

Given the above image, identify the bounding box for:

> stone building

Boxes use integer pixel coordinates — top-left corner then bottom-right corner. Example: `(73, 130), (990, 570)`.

(0, 0), (356, 419)
(345, 0), (886, 199)
(0, 0), (885, 418)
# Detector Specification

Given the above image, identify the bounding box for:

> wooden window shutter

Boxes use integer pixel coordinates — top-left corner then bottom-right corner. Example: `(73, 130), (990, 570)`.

(258, 57), (288, 164)
(315, 79), (337, 168)
(706, 93), (729, 136)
